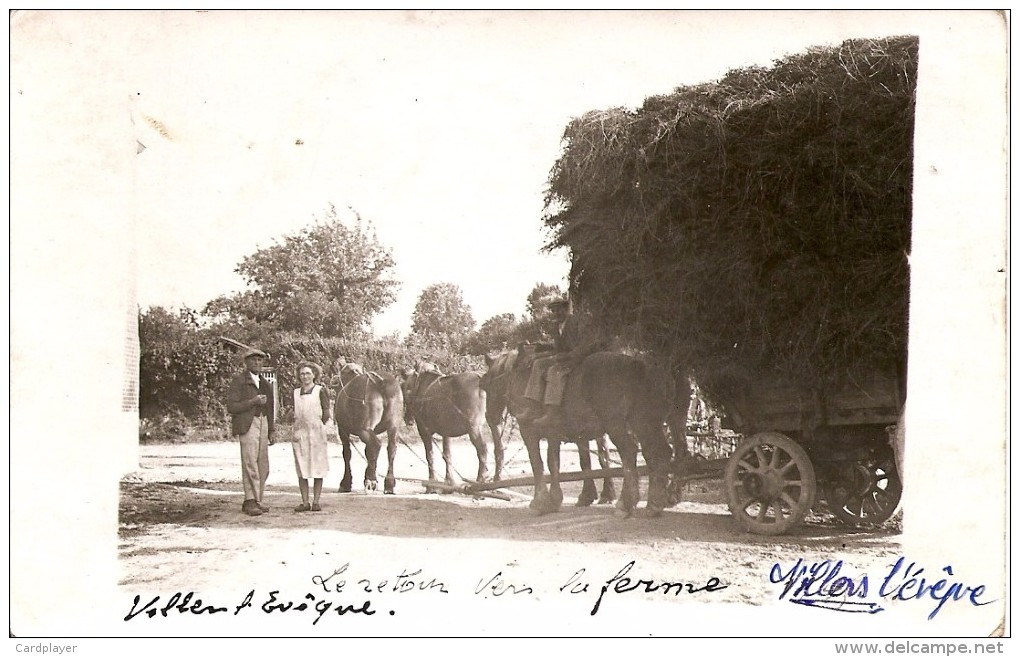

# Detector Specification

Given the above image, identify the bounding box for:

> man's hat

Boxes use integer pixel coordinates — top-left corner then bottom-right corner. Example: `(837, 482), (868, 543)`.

(242, 347), (269, 360)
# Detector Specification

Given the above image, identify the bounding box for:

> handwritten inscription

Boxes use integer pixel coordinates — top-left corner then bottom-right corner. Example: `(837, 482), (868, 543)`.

(770, 559), (880, 614)
(587, 561), (728, 615)
(124, 591), (229, 621)
(475, 571), (534, 597)
(311, 563), (449, 595)
(769, 557), (995, 619)
(126, 560), (727, 624)
(881, 558), (993, 620)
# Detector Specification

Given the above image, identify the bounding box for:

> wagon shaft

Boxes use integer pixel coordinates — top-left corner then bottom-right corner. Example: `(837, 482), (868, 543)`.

(467, 466), (648, 493)
(465, 466), (720, 493)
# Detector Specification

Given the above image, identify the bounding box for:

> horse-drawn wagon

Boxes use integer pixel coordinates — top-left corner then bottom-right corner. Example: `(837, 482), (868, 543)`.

(468, 355), (905, 537)
(681, 365), (905, 535)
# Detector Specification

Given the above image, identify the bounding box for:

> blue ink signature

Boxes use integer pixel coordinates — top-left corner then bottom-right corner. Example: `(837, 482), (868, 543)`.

(770, 557), (995, 619)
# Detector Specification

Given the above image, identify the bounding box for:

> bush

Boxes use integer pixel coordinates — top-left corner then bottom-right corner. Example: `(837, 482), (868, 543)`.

(140, 311), (488, 431)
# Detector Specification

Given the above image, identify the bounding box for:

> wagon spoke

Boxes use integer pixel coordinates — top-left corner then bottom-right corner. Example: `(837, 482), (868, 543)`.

(725, 432), (817, 535)
(737, 458), (757, 473)
(781, 477), (803, 491)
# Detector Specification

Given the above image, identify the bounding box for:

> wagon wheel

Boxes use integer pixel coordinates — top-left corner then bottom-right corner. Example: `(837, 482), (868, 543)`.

(725, 432), (817, 535)
(824, 448), (902, 528)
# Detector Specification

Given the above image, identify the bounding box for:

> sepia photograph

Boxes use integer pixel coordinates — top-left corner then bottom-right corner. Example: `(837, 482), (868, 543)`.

(8, 9), (1009, 645)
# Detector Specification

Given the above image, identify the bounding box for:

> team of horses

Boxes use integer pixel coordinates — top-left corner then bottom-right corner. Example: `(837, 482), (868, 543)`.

(328, 345), (691, 517)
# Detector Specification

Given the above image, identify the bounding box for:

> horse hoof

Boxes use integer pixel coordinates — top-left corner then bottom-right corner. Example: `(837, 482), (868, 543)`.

(364, 480), (377, 492)
(614, 507), (633, 519)
(576, 493), (596, 507)
(598, 495), (616, 505)
(338, 483), (352, 494)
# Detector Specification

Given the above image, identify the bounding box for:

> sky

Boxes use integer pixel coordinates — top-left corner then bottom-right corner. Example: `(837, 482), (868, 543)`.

(125, 10), (935, 337)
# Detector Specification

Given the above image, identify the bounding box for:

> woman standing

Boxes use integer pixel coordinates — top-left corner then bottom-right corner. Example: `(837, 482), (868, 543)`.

(292, 362), (331, 512)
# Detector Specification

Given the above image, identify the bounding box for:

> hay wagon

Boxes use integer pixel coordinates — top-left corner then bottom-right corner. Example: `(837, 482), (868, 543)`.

(445, 367), (904, 537)
(690, 366), (905, 535)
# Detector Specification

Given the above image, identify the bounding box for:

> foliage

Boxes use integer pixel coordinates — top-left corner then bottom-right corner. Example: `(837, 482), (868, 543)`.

(408, 283), (475, 352)
(543, 37), (917, 403)
(463, 312), (518, 355)
(525, 283), (565, 320)
(204, 204), (399, 338)
(138, 306), (233, 423)
(139, 304), (486, 433)
(460, 283), (569, 354)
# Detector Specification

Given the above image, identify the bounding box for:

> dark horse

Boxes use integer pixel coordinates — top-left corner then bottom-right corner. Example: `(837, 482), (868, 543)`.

(482, 350), (616, 506)
(332, 361), (404, 494)
(482, 345), (687, 517)
(400, 363), (490, 489)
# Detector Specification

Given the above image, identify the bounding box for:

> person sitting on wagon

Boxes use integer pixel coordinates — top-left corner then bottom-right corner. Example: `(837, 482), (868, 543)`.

(519, 296), (588, 431)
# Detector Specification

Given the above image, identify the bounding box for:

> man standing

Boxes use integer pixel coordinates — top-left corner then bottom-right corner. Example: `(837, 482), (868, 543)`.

(227, 347), (276, 516)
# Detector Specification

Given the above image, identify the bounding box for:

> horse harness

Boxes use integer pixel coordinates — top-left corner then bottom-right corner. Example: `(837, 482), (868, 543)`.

(409, 371), (472, 423)
(336, 364), (385, 406)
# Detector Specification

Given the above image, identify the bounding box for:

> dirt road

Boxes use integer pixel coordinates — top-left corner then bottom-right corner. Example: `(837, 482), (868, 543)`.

(118, 435), (904, 636)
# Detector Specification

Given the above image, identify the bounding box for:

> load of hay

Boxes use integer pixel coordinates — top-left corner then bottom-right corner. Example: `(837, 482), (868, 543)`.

(544, 37), (916, 411)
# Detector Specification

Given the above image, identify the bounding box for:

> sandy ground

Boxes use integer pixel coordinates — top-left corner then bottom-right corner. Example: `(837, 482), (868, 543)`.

(118, 433), (905, 636)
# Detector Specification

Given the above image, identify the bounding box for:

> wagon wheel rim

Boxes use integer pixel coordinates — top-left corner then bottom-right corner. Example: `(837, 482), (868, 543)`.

(827, 453), (902, 527)
(725, 432), (816, 536)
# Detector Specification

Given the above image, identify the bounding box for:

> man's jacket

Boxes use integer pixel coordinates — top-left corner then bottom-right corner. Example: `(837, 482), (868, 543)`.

(226, 371), (276, 436)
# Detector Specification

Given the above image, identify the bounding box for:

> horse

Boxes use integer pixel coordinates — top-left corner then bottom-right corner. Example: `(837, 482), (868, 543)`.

(399, 363), (490, 490)
(332, 361), (404, 494)
(483, 345), (688, 517)
(482, 350), (616, 507)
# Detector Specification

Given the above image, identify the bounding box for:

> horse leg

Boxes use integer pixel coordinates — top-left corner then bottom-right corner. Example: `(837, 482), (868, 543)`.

(575, 439), (597, 507)
(595, 433), (617, 504)
(419, 424), (440, 493)
(521, 430), (549, 513)
(339, 433), (353, 493)
(361, 429), (380, 492)
(637, 421), (673, 517)
(469, 422), (490, 483)
(612, 432), (640, 518)
(488, 415), (505, 482)
(383, 428), (397, 495)
(546, 439), (563, 512)
(441, 434), (461, 490)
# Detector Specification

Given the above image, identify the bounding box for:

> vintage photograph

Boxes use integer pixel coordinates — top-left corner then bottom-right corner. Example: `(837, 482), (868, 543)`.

(9, 10), (1008, 643)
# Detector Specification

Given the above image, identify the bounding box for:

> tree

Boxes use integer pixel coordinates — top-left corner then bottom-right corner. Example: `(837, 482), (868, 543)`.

(138, 305), (231, 422)
(515, 283), (565, 344)
(464, 312), (518, 355)
(204, 204), (399, 338)
(526, 283), (564, 321)
(408, 283), (475, 352)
